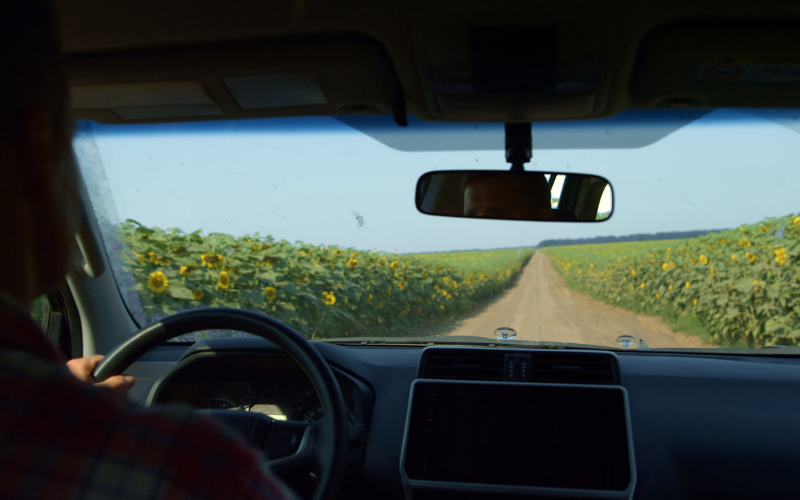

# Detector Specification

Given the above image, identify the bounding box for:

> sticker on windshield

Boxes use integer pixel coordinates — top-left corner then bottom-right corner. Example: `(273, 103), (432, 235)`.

(697, 57), (800, 83)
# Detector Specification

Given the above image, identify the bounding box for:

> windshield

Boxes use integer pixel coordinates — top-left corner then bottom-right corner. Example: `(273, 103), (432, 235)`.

(75, 109), (800, 349)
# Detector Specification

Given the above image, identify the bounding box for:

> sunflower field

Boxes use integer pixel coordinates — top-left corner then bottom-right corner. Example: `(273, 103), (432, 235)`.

(116, 220), (534, 339)
(543, 214), (800, 347)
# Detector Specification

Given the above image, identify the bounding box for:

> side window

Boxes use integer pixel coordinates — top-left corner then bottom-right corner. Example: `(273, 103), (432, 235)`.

(29, 289), (82, 359)
(548, 174), (566, 209)
(29, 295), (51, 332)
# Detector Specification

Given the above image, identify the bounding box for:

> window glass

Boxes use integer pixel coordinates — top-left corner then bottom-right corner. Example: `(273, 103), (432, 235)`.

(75, 110), (800, 349)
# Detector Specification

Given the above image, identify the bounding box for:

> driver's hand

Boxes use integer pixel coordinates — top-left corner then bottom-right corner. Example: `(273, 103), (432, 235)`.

(66, 354), (135, 393)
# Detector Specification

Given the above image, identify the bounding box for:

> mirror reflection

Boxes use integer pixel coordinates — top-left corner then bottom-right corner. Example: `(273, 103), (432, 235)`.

(416, 170), (613, 222)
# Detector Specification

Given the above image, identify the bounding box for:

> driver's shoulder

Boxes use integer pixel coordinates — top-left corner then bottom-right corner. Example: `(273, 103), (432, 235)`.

(0, 351), (290, 499)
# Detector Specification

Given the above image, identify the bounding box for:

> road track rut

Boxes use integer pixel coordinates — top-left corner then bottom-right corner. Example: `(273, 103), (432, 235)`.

(446, 251), (707, 348)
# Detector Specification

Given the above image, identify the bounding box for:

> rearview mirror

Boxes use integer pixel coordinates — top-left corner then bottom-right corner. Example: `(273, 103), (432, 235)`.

(415, 170), (613, 222)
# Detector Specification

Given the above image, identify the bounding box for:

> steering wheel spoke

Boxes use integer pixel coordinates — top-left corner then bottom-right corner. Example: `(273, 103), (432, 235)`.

(264, 420), (315, 470)
(93, 308), (349, 500)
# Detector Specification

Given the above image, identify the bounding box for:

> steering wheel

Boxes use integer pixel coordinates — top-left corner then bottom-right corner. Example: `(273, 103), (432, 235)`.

(93, 308), (349, 500)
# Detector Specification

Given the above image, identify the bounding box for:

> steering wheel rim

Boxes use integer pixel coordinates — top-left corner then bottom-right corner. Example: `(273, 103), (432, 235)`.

(94, 307), (349, 500)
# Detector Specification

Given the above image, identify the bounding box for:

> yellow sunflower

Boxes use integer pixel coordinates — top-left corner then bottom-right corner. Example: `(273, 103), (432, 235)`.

(322, 291), (336, 306)
(390, 261), (399, 270)
(699, 254), (708, 265)
(192, 289), (205, 300)
(179, 265), (195, 276)
(346, 258), (358, 268)
(774, 248), (788, 266)
(217, 271), (231, 289)
(201, 253), (224, 268)
(265, 286), (277, 300)
(147, 271), (169, 293)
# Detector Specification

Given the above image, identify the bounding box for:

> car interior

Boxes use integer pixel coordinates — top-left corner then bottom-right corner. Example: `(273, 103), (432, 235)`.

(36, 1), (800, 499)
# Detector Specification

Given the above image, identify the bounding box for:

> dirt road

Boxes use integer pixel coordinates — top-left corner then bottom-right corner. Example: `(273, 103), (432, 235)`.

(446, 251), (707, 348)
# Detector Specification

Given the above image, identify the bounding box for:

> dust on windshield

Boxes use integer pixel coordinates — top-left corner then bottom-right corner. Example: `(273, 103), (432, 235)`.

(75, 110), (800, 349)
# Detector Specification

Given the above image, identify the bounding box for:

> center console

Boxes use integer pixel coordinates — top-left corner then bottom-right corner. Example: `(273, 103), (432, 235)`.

(400, 347), (636, 500)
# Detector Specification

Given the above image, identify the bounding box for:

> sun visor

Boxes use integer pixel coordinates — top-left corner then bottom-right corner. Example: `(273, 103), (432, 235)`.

(632, 22), (800, 108)
(222, 74), (329, 110)
(67, 36), (401, 124)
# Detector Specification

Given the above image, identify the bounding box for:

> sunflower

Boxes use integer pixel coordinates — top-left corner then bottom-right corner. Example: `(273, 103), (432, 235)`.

(699, 254), (708, 265)
(322, 291), (336, 306)
(390, 261), (399, 270)
(201, 253), (224, 268)
(346, 258), (358, 268)
(774, 248), (788, 266)
(739, 238), (751, 248)
(179, 265), (196, 276)
(264, 286), (277, 300)
(147, 271), (169, 293)
(192, 289), (204, 300)
(332, 249), (343, 256)
(217, 271), (231, 289)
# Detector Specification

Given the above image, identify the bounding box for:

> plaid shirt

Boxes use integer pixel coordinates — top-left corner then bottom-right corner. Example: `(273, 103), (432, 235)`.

(0, 298), (294, 500)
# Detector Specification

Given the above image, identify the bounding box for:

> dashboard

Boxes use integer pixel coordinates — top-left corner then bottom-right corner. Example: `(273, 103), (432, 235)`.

(151, 354), (362, 425)
(127, 338), (800, 500)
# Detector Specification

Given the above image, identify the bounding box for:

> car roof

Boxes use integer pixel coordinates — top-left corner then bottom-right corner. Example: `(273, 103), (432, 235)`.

(58, 0), (800, 125)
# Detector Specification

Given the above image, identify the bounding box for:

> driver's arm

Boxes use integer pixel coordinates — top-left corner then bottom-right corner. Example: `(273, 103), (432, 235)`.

(67, 354), (135, 392)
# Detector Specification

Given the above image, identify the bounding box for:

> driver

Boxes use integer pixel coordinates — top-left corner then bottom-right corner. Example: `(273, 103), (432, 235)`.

(0, 2), (294, 499)
(463, 171), (555, 220)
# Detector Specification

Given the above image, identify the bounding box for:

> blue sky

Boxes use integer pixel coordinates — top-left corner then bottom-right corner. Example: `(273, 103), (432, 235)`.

(75, 109), (800, 254)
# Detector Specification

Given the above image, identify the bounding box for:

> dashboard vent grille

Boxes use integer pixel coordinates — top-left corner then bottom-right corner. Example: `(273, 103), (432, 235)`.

(420, 350), (505, 381)
(419, 348), (619, 385)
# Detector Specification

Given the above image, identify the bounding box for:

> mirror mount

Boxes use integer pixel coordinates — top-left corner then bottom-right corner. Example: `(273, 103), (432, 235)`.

(505, 122), (532, 172)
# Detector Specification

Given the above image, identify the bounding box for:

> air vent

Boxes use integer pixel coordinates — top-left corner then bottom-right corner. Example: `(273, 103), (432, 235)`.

(419, 348), (620, 385)
(419, 349), (505, 381)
